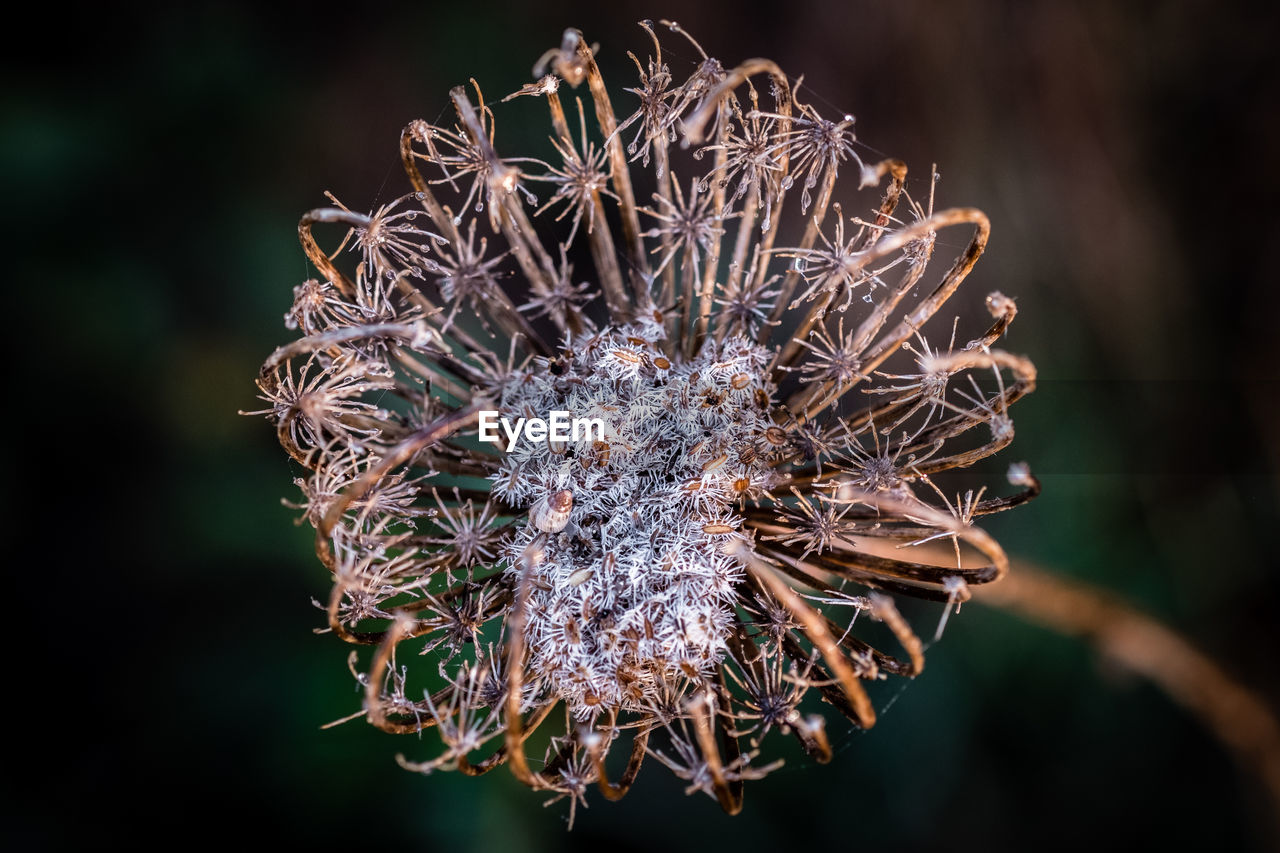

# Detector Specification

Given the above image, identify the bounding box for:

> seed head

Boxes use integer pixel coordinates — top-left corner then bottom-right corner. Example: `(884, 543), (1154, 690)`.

(248, 22), (1040, 822)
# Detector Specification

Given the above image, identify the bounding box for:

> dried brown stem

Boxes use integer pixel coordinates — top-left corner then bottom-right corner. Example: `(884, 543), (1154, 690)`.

(978, 563), (1280, 833)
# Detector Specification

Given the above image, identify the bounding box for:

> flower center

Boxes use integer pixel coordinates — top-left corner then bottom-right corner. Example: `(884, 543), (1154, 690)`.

(492, 321), (780, 715)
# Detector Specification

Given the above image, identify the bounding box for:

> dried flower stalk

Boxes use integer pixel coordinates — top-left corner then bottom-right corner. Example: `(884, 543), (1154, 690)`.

(247, 20), (1039, 821)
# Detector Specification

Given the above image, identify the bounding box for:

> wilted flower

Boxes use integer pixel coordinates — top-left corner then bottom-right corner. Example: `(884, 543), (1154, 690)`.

(248, 20), (1038, 823)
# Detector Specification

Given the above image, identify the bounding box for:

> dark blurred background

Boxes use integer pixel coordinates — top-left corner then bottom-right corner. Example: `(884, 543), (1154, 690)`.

(6, 1), (1278, 850)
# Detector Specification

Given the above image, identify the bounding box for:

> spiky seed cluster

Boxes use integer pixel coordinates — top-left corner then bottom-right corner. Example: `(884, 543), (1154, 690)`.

(248, 20), (1039, 822)
(493, 321), (779, 714)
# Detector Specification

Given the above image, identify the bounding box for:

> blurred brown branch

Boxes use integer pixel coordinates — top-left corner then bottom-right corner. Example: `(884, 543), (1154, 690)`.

(976, 562), (1280, 836)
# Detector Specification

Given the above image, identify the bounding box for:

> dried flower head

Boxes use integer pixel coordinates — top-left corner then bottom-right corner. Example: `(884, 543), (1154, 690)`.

(248, 20), (1039, 823)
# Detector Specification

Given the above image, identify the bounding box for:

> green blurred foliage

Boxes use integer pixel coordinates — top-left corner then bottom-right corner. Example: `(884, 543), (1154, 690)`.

(6, 1), (1277, 850)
